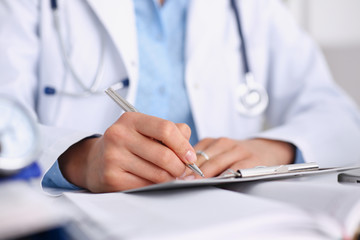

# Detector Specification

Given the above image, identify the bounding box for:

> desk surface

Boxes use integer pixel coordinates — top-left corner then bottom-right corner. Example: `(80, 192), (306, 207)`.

(1, 171), (359, 240)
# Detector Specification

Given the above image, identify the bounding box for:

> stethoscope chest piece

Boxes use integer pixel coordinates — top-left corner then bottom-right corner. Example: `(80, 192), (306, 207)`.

(235, 74), (269, 117)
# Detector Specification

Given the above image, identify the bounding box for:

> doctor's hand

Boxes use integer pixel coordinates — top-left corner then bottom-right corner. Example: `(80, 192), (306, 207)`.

(191, 138), (295, 179)
(58, 112), (197, 193)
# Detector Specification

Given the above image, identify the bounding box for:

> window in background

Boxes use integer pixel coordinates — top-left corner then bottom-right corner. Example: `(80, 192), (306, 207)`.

(285, 0), (360, 107)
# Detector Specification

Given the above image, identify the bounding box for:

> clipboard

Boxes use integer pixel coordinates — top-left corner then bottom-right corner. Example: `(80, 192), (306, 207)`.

(125, 163), (360, 193)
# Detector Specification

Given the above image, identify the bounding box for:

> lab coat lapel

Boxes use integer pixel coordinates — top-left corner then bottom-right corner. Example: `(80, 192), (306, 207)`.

(185, 0), (228, 60)
(185, 0), (232, 138)
(86, 0), (138, 82)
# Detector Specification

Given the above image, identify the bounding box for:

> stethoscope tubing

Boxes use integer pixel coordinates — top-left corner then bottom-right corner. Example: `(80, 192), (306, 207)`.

(47, 0), (106, 96)
(230, 0), (250, 74)
(230, 0), (269, 116)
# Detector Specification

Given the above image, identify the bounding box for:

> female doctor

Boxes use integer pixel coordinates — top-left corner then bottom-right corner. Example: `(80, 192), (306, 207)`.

(1, 0), (360, 192)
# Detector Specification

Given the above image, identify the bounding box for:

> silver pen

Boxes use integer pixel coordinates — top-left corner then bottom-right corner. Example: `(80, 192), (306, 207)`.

(105, 86), (204, 177)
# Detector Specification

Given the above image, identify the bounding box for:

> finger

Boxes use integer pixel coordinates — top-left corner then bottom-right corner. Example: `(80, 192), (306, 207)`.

(196, 144), (252, 178)
(195, 138), (237, 167)
(133, 114), (197, 165)
(175, 123), (192, 140)
(127, 133), (187, 178)
(181, 168), (194, 177)
(193, 138), (215, 166)
(202, 137), (238, 159)
(117, 173), (153, 191)
(195, 150), (211, 167)
(194, 138), (214, 152)
(120, 150), (176, 184)
(228, 156), (263, 170)
(90, 169), (153, 193)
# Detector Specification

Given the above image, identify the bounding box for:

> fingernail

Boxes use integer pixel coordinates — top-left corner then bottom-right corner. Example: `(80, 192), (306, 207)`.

(184, 175), (195, 180)
(185, 150), (196, 164)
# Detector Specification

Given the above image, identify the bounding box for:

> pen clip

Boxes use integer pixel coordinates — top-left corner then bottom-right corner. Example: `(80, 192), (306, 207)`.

(238, 162), (319, 178)
(216, 169), (241, 179)
(216, 162), (319, 179)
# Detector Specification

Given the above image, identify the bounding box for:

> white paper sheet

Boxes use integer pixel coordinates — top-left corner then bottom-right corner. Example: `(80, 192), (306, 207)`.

(223, 180), (360, 238)
(64, 187), (331, 240)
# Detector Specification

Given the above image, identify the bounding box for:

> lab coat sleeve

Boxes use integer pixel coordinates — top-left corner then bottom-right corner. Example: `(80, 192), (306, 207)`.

(255, 0), (360, 167)
(38, 124), (93, 195)
(37, 124), (92, 178)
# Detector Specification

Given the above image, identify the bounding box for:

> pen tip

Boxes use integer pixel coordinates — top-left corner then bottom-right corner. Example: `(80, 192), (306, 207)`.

(187, 163), (204, 178)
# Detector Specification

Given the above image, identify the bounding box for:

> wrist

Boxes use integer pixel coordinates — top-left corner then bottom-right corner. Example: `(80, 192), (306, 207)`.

(58, 136), (100, 188)
(246, 138), (295, 165)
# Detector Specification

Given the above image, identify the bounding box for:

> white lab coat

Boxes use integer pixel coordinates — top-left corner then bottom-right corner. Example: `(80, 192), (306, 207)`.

(0, 0), (360, 174)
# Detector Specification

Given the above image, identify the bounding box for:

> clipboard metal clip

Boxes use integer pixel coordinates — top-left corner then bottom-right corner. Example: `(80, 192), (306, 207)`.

(217, 162), (319, 179)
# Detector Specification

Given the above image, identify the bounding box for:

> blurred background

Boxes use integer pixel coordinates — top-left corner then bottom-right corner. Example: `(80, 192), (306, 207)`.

(284, 0), (360, 106)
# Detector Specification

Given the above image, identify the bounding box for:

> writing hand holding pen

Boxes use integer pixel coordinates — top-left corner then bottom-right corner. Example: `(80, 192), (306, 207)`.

(57, 92), (201, 193)
(105, 87), (204, 178)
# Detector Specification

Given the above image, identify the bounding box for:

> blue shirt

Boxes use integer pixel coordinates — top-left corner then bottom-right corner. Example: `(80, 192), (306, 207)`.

(134, 0), (198, 145)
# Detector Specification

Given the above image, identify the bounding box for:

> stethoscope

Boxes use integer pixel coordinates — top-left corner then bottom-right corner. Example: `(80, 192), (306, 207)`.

(45, 0), (268, 116)
(230, 0), (269, 116)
